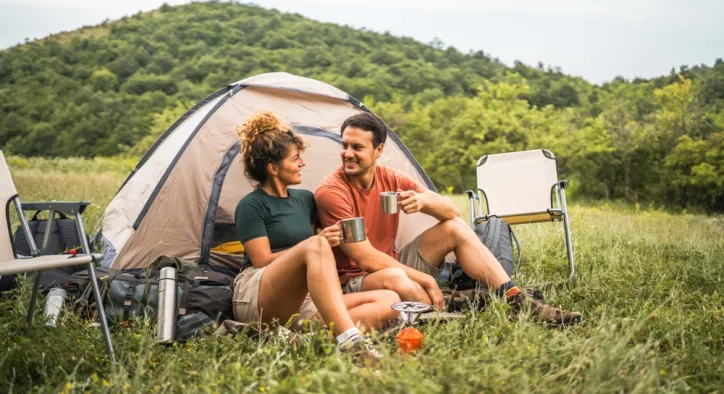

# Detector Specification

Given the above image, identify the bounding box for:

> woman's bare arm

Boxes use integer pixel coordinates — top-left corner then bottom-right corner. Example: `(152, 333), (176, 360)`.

(243, 237), (289, 268)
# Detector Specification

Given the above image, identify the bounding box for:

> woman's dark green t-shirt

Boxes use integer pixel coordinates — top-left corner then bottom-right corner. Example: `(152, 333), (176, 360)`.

(235, 188), (316, 259)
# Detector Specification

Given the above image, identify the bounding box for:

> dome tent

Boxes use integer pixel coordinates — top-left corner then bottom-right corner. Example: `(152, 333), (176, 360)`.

(99, 72), (441, 270)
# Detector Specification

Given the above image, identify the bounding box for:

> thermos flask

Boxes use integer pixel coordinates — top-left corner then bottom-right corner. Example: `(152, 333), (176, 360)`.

(44, 287), (68, 327)
(156, 266), (178, 343)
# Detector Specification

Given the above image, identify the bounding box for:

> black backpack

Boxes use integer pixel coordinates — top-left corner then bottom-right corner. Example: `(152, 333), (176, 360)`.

(12, 211), (89, 256)
(7, 211), (88, 291)
(448, 217), (522, 291)
(65, 256), (235, 341)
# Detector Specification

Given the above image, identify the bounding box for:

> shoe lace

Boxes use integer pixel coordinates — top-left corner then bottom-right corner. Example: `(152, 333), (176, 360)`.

(355, 336), (383, 359)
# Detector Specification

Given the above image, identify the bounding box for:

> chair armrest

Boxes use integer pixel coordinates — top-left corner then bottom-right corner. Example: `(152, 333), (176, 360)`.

(558, 180), (569, 190)
(0, 254), (94, 276)
(20, 201), (90, 216)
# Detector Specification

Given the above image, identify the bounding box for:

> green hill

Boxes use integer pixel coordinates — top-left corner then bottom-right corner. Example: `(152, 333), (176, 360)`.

(0, 1), (722, 210)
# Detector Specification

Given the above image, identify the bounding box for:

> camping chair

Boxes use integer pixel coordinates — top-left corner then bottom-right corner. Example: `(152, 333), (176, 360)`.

(464, 149), (575, 282)
(0, 151), (115, 363)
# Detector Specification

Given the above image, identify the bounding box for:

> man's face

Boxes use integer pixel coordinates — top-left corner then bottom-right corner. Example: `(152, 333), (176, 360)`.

(340, 126), (383, 177)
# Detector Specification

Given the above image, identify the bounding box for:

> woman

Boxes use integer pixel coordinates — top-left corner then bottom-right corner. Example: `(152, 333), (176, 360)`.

(232, 111), (400, 362)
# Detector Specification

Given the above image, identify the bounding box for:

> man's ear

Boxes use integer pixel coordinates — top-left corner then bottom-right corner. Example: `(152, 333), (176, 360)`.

(375, 142), (384, 159)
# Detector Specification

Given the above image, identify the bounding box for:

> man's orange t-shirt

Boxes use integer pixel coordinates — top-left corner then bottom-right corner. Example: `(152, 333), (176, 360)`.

(314, 165), (426, 284)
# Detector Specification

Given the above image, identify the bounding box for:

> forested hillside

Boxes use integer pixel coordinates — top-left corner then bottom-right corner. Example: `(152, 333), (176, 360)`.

(0, 1), (722, 210)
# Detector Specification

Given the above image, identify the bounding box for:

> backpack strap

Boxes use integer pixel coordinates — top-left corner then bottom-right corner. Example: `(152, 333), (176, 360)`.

(30, 210), (42, 222)
(178, 281), (190, 316)
(123, 283), (136, 322)
(510, 226), (523, 271)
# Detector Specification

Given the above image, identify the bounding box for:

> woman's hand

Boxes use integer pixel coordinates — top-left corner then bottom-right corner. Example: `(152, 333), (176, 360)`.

(319, 223), (342, 247)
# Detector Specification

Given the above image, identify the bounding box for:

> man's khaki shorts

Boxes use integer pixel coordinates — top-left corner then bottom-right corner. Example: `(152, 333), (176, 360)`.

(342, 232), (442, 294)
(232, 267), (320, 330)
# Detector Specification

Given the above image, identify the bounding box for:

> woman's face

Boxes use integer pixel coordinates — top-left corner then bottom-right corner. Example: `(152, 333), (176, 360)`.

(274, 145), (306, 185)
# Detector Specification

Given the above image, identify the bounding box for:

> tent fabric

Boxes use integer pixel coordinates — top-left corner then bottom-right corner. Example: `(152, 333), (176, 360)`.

(234, 72), (350, 101)
(476, 149), (558, 217)
(1, 150), (19, 261)
(99, 73), (439, 270)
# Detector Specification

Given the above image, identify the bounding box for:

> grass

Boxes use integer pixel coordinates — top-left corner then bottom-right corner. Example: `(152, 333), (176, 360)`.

(1, 158), (723, 393)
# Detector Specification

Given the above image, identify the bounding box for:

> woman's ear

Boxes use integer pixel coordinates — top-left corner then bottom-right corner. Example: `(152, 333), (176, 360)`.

(267, 162), (278, 176)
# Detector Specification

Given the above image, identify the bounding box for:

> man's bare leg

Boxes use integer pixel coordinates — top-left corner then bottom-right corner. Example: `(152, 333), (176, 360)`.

(417, 217), (511, 290)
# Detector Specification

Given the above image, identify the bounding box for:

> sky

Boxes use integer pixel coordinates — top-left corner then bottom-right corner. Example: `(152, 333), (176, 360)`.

(0, 0), (722, 84)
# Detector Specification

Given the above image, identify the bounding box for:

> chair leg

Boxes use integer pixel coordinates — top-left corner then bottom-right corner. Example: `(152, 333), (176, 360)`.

(74, 212), (116, 363)
(25, 271), (42, 335)
(87, 262), (116, 364)
(558, 184), (575, 283)
(562, 213), (575, 283)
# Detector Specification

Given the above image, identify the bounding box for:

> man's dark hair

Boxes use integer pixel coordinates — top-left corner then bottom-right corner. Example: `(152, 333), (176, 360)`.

(340, 113), (388, 148)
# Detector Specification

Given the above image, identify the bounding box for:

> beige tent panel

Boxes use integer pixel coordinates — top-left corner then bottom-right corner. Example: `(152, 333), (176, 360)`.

(236, 72), (349, 101)
(101, 94), (226, 251)
(111, 99), (242, 268)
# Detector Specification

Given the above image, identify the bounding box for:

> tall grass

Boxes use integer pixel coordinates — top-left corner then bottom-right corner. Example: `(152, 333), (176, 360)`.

(1, 159), (722, 393)
(6, 156), (128, 233)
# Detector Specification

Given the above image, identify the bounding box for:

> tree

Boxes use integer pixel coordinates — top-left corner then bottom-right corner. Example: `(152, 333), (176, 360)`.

(90, 68), (118, 91)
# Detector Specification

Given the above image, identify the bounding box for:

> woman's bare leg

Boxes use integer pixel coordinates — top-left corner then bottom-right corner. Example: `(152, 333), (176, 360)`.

(342, 290), (401, 332)
(258, 235), (355, 335)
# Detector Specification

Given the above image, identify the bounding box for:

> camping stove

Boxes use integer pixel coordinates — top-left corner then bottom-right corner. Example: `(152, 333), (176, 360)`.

(391, 301), (432, 325)
(391, 301), (432, 353)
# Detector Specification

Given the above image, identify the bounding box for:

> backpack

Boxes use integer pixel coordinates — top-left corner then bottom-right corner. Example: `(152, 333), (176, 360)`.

(65, 256), (235, 341)
(448, 217), (522, 291)
(8, 211), (88, 291)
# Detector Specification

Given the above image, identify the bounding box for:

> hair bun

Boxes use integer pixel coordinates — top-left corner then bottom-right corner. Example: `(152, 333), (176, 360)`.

(236, 110), (288, 140)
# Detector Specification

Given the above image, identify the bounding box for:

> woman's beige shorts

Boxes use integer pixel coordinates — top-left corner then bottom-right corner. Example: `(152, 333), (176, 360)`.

(232, 267), (321, 330)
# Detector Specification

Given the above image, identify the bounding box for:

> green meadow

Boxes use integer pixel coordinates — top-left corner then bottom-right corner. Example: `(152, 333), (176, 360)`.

(1, 158), (722, 393)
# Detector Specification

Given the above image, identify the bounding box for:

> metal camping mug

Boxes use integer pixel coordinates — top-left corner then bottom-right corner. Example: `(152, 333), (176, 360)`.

(340, 217), (366, 243)
(381, 192), (399, 215)
(156, 266), (178, 344)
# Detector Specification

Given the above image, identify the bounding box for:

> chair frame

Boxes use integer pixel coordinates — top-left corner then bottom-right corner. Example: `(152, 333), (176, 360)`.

(1, 199), (116, 363)
(464, 149), (575, 282)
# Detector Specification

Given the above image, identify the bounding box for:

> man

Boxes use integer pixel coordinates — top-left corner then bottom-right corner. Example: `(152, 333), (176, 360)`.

(314, 112), (582, 325)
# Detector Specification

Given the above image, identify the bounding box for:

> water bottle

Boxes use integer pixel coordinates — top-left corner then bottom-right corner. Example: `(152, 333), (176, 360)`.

(44, 287), (68, 327)
(156, 267), (178, 344)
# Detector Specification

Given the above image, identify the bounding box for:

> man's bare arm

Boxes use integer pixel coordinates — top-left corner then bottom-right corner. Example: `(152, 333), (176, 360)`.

(398, 190), (460, 221)
(339, 239), (444, 307)
(340, 240), (431, 283)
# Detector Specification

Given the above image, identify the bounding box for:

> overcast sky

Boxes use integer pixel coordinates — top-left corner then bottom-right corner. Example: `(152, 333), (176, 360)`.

(1, 0), (722, 84)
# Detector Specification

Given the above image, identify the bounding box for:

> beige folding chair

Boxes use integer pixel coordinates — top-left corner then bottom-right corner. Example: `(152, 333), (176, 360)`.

(0, 150), (115, 362)
(465, 149), (575, 282)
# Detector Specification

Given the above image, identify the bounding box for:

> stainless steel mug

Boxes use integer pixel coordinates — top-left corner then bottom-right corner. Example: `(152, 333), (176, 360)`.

(341, 217), (366, 243)
(44, 287), (67, 327)
(156, 266), (178, 344)
(381, 192), (399, 214)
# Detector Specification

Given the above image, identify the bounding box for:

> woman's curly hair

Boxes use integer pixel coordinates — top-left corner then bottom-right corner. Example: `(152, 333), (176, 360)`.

(236, 111), (308, 186)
